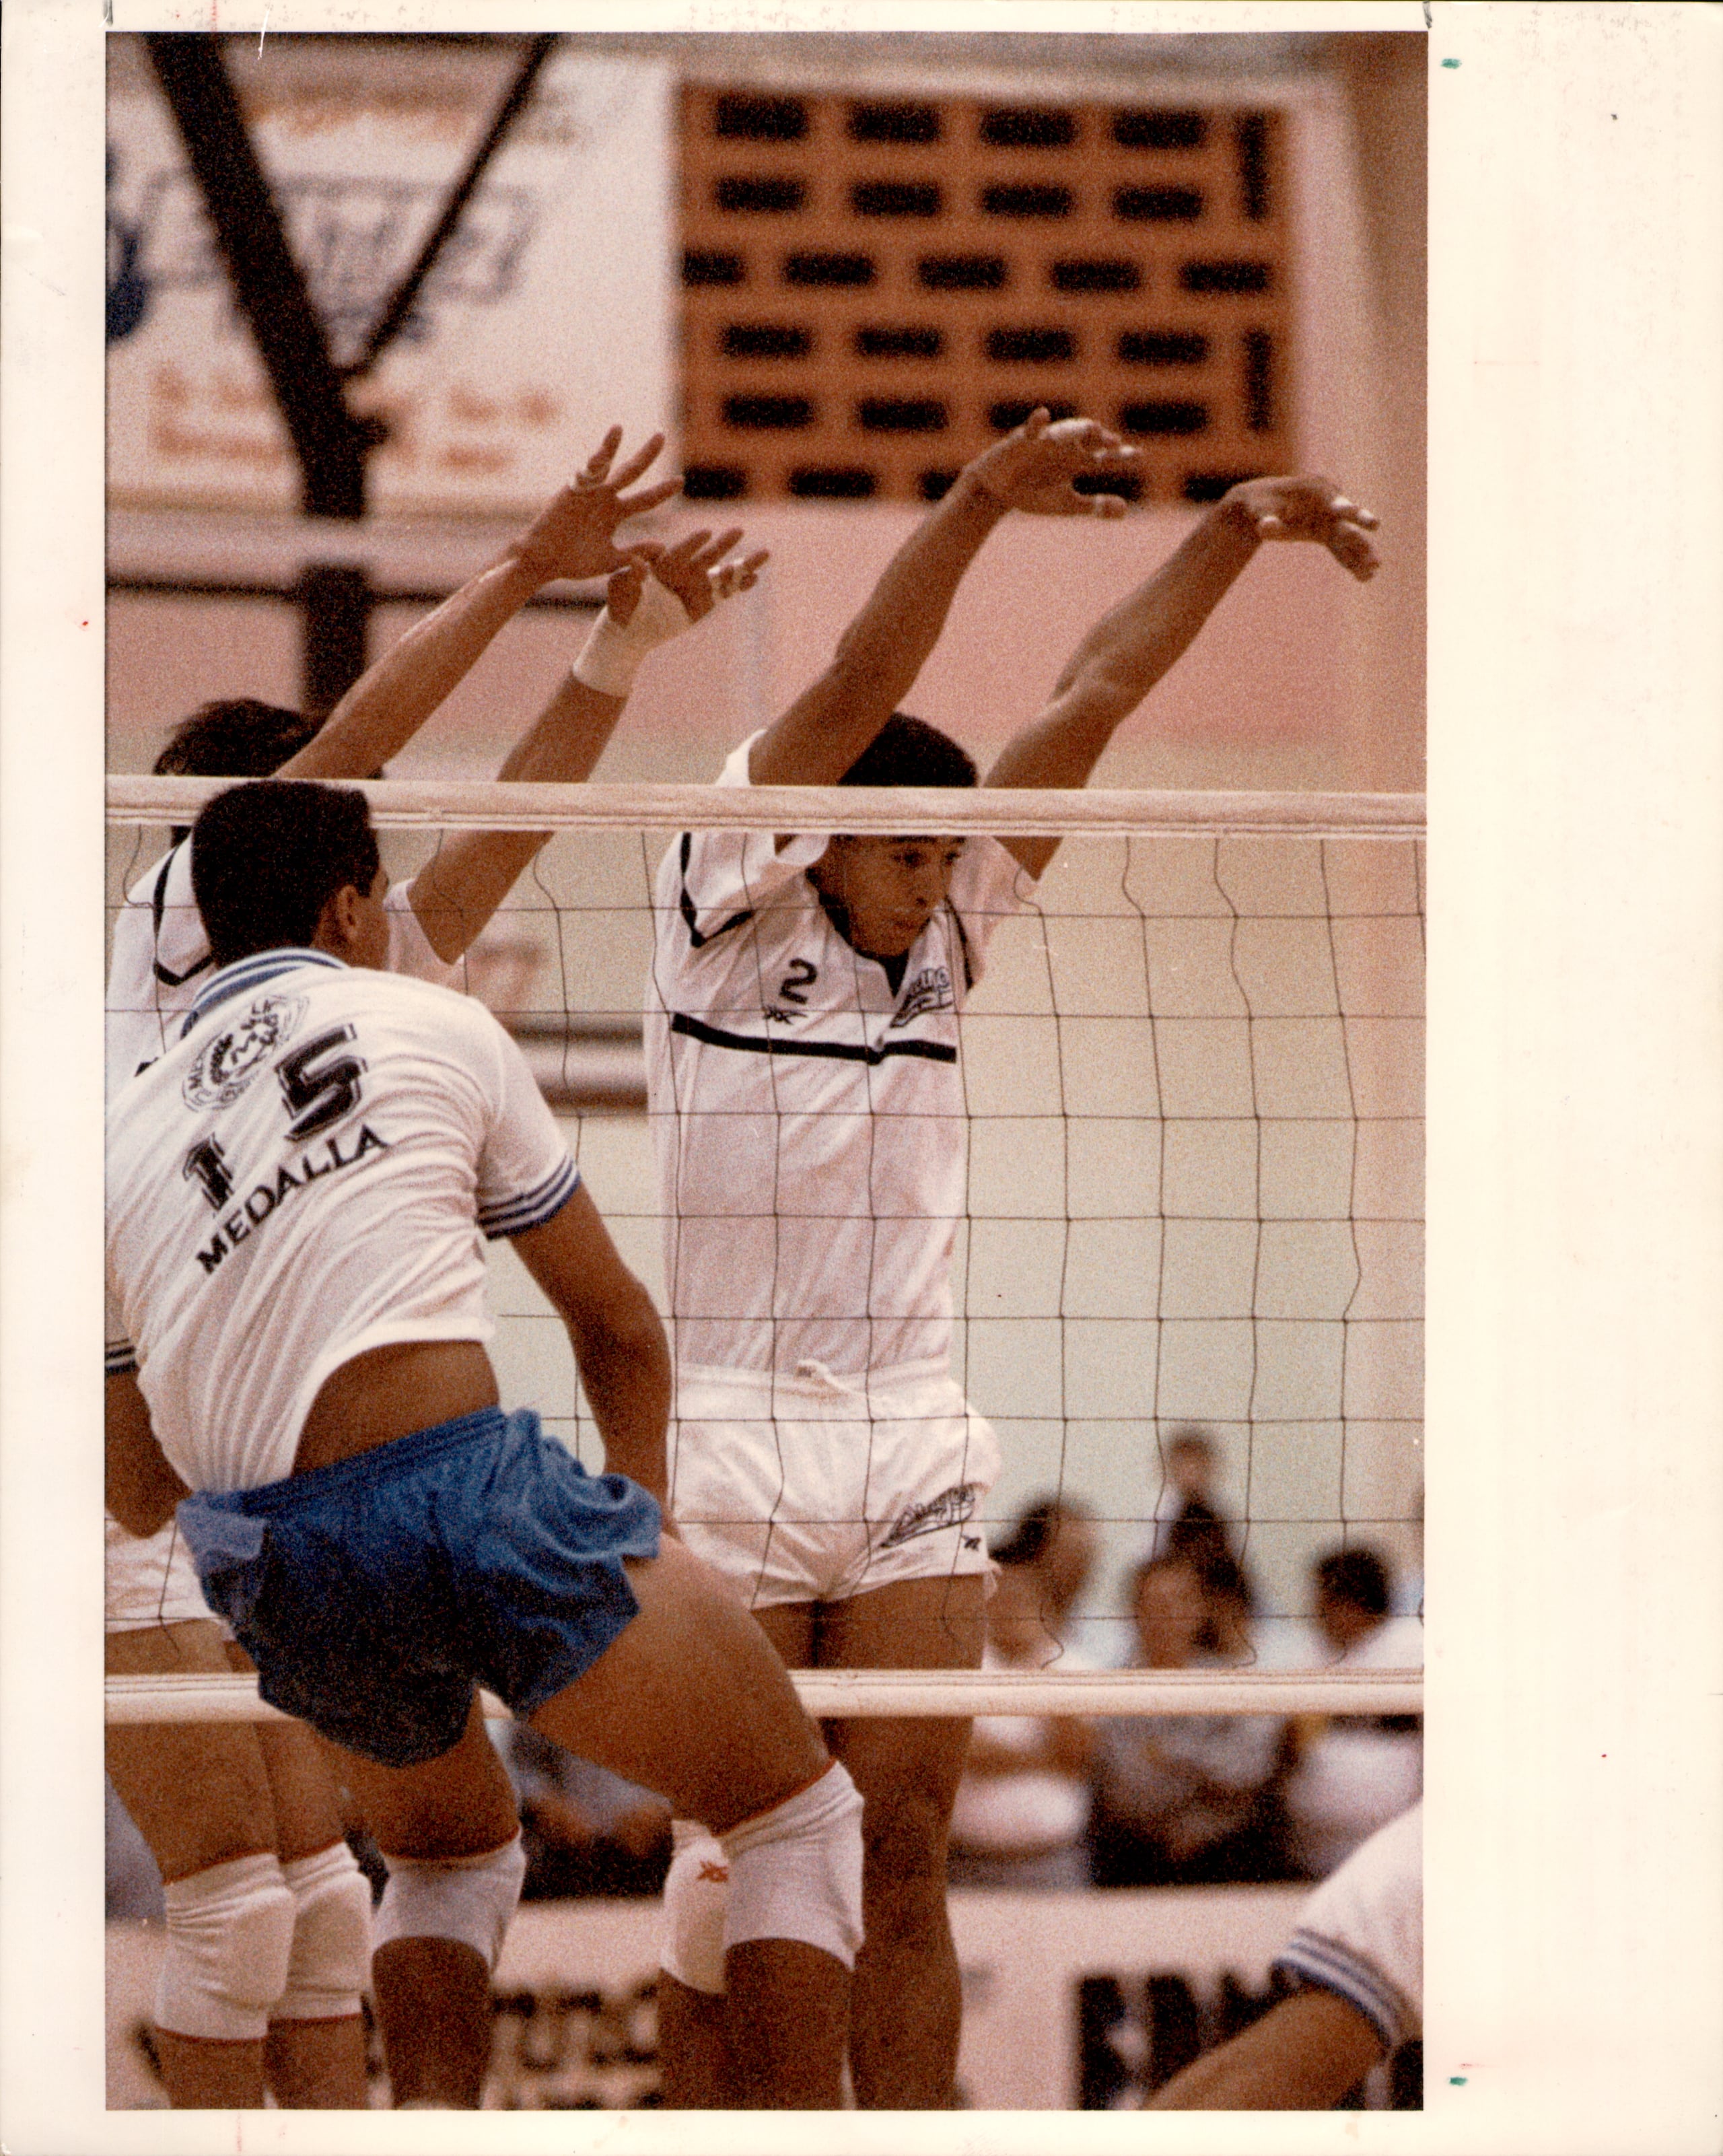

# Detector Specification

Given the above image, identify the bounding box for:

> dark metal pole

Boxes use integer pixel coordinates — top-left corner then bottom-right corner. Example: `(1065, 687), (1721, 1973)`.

(297, 566), (373, 721)
(144, 34), (380, 521)
(345, 33), (559, 382)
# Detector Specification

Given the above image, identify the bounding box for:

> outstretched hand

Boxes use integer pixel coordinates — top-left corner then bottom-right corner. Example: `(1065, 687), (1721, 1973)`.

(965, 408), (1141, 518)
(1225, 475), (1381, 581)
(607, 527), (771, 627)
(508, 427), (685, 586)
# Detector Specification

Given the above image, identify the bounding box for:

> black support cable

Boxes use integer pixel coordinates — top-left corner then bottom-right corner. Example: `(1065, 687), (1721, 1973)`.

(144, 33), (380, 519)
(343, 33), (560, 382)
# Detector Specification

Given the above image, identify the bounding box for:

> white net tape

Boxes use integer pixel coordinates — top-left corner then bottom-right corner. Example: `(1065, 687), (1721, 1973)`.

(108, 775), (1424, 1720)
(106, 1667), (1421, 1725)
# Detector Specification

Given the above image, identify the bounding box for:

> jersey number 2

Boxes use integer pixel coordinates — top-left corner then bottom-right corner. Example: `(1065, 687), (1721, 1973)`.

(778, 959), (818, 1006)
(277, 1026), (367, 1140)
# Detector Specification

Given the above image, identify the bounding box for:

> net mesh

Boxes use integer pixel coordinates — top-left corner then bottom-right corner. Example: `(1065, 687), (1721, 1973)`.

(107, 778), (1423, 1669)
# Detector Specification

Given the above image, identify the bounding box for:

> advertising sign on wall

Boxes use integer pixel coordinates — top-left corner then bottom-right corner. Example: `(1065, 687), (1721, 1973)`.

(106, 38), (676, 519)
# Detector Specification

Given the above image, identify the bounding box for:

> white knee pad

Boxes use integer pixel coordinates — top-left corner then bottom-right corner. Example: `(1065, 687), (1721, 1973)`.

(719, 1761), (865, 1973)
(374, 1833), (525, 1974)
(155, 1852), (295, 2043)
(274, 1842), (372, 2022)
(659, 1819), (731, 1996)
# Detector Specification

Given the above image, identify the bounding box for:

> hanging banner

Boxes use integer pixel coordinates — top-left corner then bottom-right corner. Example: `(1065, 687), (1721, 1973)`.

(106, 37), (676, 518)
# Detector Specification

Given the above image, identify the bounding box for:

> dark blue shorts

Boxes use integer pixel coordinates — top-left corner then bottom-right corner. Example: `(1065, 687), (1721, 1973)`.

(176, 1407), (661, 1768)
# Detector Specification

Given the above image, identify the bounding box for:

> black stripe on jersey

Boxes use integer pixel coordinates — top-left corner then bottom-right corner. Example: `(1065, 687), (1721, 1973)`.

(678, 833), (756, 951)
(670, 1011), (957, 1066)
(150, 848), (215, 990)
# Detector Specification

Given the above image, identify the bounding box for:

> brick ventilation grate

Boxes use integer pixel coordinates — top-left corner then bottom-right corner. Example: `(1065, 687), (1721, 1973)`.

(679, 90), (1292, 504)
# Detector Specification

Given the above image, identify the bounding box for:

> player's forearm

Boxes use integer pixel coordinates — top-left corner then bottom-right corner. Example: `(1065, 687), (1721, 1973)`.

(989, 498), (1261, 793)
(750, 477), (1006, 785)
(280, 552), (547, 783)
(570, 1292), (674, 1505)
(1146, 1989), (1384, 2110)
(407, 674), (625, 961)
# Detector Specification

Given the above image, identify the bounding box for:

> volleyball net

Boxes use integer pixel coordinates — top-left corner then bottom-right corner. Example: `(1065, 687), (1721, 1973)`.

(106, 774), (1424, 1723)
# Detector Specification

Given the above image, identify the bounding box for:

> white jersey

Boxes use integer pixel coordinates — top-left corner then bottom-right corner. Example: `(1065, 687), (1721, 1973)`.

(107, 836), (456, 1091)
(1276, 1800), (1422, 2050)
(645, 736), (1034, 1379)
(106, 948), (578, 1493)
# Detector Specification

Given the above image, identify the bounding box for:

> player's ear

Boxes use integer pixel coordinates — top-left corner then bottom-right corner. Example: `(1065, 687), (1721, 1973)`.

(310, 882), (365, 959)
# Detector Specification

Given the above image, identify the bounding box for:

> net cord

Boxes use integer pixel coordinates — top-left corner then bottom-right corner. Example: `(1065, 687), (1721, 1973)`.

(108, 775), (1426, 839)
(106, 1667), (1421, 1725)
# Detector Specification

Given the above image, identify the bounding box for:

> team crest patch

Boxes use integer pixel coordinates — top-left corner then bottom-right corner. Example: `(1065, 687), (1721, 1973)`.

(182, 994), (306, 1111)
(889, 966), (954, 1027)
(879, 1482), (981, 1549)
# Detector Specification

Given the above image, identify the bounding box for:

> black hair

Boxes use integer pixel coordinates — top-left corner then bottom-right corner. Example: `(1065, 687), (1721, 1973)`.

(839, 714), (978, 790)
(191, 780), (380, 968)
(1314, 1548), (1391, 1618)
(153, 698), (320, 779)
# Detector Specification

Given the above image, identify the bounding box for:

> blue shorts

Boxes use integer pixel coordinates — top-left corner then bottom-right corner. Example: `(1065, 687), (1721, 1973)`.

(176, 1407), (661, 1768)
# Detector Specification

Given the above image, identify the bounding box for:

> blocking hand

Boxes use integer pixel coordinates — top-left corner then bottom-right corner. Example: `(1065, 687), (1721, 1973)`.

(1224, 475), (1381, 582)
(607, 526), (770, 629)
(964, 407), (1141, 518)
(509, 427), (685, 586)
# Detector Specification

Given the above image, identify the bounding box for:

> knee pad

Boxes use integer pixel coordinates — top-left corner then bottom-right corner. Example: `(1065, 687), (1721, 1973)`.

(155, 1852), (295, 2042)
(374, 1832), (525, 1974)
(719, 1760), (864, 1973)
(273, 1842), (372, 2022)
(659, 1819), (731, 1996)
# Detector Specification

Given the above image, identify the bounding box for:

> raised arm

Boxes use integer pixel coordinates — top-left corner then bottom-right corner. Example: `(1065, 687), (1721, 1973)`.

(277, 427), (682, 784)
(747, 409), (1140, 788)
(985, 475), (1380, 876)
(405, 529), (767, 961)
(512, 1187), (674, 1511)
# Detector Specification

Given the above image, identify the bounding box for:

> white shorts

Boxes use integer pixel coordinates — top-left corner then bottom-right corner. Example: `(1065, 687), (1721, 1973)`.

(105, 1510), (219, 1633)
(667, 1360), (1001, 1608)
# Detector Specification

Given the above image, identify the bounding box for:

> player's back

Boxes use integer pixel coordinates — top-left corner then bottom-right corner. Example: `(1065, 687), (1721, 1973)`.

(107, 948), (575, 1497)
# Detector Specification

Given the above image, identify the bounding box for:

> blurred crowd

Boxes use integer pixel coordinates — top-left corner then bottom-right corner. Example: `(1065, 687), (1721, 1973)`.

(946, 1428), (1424, 1892)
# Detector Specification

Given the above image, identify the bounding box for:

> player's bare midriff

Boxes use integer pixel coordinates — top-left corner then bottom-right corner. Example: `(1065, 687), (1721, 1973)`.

(292, 1340), (500, 1475)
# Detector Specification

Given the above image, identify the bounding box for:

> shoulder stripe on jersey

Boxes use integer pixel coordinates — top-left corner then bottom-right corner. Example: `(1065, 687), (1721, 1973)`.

(678, 832), (756, 952)
(670, 1011), (957, 1067)
(479, 1155), (581, 1241)
(149, 847), (215, 990)
(182, 948), (343, 1035)
(1274, 1931), (1411, 2050)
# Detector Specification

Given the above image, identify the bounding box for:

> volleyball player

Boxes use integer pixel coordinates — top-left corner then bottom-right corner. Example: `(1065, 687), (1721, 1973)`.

(1148, 1801), (1421, 2108)
(646, 407), (1379, 2106)
(106, 779), (863, 2110)
(104, 428), (761, 2108)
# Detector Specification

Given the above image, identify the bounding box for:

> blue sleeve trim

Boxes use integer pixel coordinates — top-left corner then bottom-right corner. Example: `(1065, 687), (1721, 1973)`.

(480, 1155), (581, 1241)
(106, 1342), (139, 1377)
(1273, 1929), (1411, 2052)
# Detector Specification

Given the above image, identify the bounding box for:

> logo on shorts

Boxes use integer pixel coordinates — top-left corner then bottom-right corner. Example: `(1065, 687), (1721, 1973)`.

(880, 1482), (981, 1550)
(182, 994), (306, 1111)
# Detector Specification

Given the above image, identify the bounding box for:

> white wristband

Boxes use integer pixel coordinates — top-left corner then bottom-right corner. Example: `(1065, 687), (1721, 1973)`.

(571, 575), (694, 697)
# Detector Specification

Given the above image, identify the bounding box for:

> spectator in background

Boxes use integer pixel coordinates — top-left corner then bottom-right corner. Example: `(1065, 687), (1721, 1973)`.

(1191, 1546), (1261, 1665)
(1088, 1556), (1286, 1887)
(1151, 1426), (1233, 1580)
(948, 1537), (1096, 1890)
(1282, 1548), (1423, 1879)
(1002, 1494), (1099, 1653)
(493, 1723), (672, 1902)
